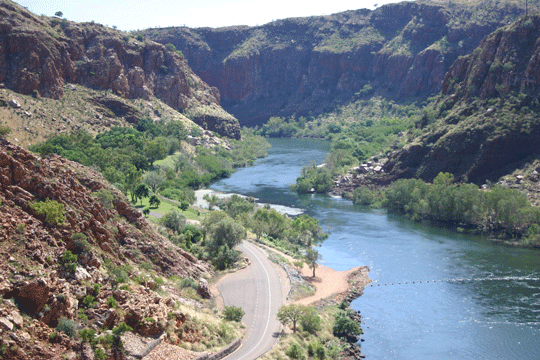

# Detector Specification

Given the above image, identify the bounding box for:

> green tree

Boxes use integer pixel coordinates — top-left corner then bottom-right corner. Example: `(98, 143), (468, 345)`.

(124, 165), (143, 202)
(161, 209), (186, 233)
(149, 194), (161, 208)
(54, 11), (63, 18)
(277, 304), (305, 333)
(305, 248), (321, 278)
(223, 195), (254, 218)
(206, 217), (246, 255)
(289, 214), (328, 246)
(134, 183), (149, 206)
(144, 137), (167, 166)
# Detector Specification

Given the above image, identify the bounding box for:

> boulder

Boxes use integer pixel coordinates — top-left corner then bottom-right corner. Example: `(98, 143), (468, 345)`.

(198, 278), (211, 299)
(0, 317), (14, 331)
(8, 99), (21, 108)
(14, 278), (50, 315)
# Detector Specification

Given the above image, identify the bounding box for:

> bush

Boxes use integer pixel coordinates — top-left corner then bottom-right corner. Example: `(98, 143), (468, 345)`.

(72, 233), (90, 255)
(31, 198), (66, 225)
(56, 316), (77, 338)
(106, 296), (117, 309)
(223, 306), (245, 322)
(94, 347), (107, 360)
(161, 209), (186, 233)
(82, 295), (97, 308)
(300, 306), (321, 334)
(333, 310), (361, 342)
(285, 343), (305, 359)
(60, 250), (78, 273)
(0, 125), (11, 138)
(78, 328), (96, 343)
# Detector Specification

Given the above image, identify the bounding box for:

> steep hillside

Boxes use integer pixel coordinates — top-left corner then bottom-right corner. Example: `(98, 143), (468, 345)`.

(381, 15), (540, 186)
(0, 0), (240, 139)
(144, 0), (530, 126)
(0, 138), (247, 359)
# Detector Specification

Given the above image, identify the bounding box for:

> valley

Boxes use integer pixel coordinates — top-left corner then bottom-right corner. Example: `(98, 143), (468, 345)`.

(1, 0), (540, 359)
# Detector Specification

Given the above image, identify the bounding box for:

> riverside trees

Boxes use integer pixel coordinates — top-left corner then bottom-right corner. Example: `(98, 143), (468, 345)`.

(353, 172), (540, 245)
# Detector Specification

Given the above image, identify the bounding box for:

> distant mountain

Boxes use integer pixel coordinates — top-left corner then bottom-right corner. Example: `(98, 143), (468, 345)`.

(0, 0), (240, 138)
(144, 0), (528, 126)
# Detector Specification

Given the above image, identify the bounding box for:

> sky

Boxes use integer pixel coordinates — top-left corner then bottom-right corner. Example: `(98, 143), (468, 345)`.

(14, 0), (405, 31)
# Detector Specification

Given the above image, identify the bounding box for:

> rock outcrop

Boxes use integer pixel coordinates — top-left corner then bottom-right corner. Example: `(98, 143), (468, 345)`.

(0, 137), (213, 359)
(145, 0), (526, 126)
(379, 15), (540, 185)
(0, 0), (240, 139)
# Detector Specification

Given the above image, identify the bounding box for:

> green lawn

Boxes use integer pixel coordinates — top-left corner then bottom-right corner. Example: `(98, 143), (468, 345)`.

(134, 196), (202, 221)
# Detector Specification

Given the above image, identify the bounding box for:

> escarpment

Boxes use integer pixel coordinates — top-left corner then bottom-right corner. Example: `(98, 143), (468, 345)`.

(0, 0), (240, 139)
(145, 0), (525, 126)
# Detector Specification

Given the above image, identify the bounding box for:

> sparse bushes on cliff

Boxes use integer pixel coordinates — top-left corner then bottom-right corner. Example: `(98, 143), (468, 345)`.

(30, 198), (66, 225)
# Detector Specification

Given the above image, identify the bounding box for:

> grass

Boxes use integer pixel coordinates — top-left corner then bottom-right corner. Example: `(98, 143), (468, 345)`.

(136, 195), (202, 221)
(153, 152), (180, 169)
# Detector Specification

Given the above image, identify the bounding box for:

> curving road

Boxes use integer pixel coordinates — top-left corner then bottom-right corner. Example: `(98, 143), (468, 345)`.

(219, 241), (284, 360)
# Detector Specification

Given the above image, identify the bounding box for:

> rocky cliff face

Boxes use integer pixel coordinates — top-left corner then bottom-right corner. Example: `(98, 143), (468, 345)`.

(144, 0), (525, 126)
(0, 138), (212, 359)
(0, 0), (240, 139)
(380, 15), (540, 185)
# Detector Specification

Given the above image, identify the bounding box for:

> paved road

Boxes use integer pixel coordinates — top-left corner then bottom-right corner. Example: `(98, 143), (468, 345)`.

(219, 241), (283, 360)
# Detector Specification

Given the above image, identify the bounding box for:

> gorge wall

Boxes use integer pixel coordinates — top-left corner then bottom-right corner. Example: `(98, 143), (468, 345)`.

(144, 0), (526, 126)
(0, 0), (240, 138)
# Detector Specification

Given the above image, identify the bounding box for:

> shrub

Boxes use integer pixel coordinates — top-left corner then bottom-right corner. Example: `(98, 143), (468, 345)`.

(106, 296), (117, 309)
(94, 347), (107, 360)
(92, 283), (102, 296)
(78, 328), (96, 343)
(285, 343), (304, 359)
(60, 250), (77, 273)
(93, 189), (114, 209)
(56, 316), (77, 338)
(30, 198), (66, 225)
(300, 306), (321, 334)
(333, 310), (362, 342)
(49, 332), (58, 342)
(82, 295), (97, 308)
(223, 306), (245, 322)
(0, 125), (11, 138)
(72, 233), (90, 254)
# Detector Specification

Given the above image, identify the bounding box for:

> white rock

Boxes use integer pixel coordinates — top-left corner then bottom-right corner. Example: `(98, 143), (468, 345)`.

(8, 99), (21, 108)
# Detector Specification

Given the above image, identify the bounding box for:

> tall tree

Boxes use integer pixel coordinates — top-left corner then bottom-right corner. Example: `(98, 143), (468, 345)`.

(277, 304), (306, 333)
(305, 248), (322, 278)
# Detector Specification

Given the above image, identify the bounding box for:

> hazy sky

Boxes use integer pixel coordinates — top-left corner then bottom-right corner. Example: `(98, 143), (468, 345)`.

(14, 0), (405, 30)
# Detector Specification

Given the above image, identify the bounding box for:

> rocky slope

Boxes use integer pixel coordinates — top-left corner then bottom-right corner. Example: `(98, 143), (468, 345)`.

(380, 15), (540, 185)
(0, 138), (232, 359)
(144, 0), (528, 126)
(0, 0), (240, 139)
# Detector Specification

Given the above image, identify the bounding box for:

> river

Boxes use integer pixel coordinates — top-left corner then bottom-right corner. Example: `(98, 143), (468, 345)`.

(210, 138), (540, 359)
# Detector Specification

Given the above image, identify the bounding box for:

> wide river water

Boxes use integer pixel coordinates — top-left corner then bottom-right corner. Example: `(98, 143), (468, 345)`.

(211, 138), (540, 359)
